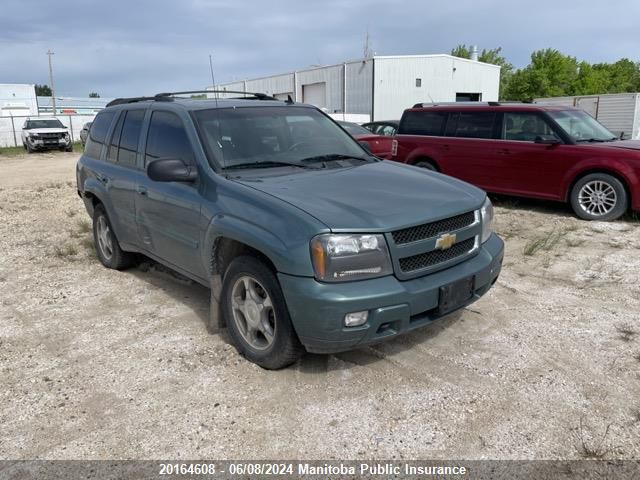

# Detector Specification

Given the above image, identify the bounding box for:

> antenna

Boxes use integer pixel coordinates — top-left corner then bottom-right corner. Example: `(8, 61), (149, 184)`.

(209, 54), (219, 107)
(363, 27), (373, 59)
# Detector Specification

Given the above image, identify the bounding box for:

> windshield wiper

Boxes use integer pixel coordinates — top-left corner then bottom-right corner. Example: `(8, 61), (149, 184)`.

(299, 153), (373, 163)
(575, 138), (615, 143)
(223, 160), (321, 170)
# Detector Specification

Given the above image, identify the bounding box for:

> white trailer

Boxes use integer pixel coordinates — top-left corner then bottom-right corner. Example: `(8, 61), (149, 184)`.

(535, 93), (640, 139)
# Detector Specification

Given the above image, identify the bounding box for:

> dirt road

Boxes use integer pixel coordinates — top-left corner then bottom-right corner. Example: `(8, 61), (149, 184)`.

(1, 152), (639, 459)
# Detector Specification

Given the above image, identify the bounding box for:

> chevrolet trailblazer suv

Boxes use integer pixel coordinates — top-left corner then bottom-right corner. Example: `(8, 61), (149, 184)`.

(76, 90), (504, 369)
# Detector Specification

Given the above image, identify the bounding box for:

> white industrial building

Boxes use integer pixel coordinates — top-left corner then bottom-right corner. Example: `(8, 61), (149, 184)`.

(0, 84), (38, 117)
(209, 54), (501, 121)
(535, 93), (640, 139)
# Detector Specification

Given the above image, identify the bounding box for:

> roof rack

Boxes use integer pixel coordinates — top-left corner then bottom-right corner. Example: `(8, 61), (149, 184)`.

(412, 101), (526, 108)
(106, 90), (278, 108)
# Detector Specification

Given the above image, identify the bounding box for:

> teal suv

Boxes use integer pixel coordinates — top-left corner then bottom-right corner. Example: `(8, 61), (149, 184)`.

(76, 91), (504, 369)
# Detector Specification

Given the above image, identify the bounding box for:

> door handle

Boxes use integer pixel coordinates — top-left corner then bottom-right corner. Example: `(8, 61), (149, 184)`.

(136, 186), (147, 196)
(497, 148), (511, 155)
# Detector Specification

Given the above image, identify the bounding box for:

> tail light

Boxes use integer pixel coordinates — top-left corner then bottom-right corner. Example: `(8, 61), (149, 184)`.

(391, 139), (398, 156)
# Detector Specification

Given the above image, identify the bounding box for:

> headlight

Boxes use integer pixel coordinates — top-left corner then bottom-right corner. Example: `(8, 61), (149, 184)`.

(480, 197), (494, 243)
(29, 134), (39, 139)
(310, 234), (393, 282)
(64, 132), (70, 140)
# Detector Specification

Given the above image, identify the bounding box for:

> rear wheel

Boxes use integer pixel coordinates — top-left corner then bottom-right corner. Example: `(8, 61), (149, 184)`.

(414, 160), (437, 171)
(570, 173), (627, 221)
(93, 204), (136, 269)
(222, 256), (303, 369)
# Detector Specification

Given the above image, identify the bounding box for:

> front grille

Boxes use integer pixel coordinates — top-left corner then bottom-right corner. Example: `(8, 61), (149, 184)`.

(392, 211), (475, 245)
(399, 237), (475, 273)
(40, 133), (61, 139)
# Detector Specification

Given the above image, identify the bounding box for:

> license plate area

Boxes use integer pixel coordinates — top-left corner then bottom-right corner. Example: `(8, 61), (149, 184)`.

(438, 276), (474, 314)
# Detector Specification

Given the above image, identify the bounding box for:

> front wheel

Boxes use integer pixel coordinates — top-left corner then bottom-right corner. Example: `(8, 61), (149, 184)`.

(570, 173), (627, 221)
(222, 256), (303, 369)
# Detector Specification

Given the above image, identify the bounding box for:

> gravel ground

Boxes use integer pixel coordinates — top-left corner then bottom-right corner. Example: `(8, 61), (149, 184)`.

(1, 151), (639, 460)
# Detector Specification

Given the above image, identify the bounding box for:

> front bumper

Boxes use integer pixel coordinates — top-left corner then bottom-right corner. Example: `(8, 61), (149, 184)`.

(27, 138), (70, 150)
(279, 233), (504, 353)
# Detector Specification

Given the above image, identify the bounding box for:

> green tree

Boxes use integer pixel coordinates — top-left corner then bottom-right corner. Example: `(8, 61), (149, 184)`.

(451, 45), (514, 100)
(502, 49), (580, 100)
(88, 92), (100, 98)
(35, 84), (52, 96)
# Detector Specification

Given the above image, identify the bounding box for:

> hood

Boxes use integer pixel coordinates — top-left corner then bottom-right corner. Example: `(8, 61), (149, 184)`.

(26, 128), (68, 134)
(232, 161), (485, 231)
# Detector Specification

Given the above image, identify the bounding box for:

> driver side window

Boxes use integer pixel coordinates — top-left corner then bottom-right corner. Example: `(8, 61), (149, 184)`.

(503, 112), (558, 142)
(145, 111), (195, 167)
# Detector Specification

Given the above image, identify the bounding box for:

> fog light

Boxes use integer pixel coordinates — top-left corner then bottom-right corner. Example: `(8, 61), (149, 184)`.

(344, 310), (368, 327)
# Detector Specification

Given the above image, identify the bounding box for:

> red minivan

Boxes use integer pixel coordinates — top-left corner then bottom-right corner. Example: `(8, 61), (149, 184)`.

(391, 103), (640, 221)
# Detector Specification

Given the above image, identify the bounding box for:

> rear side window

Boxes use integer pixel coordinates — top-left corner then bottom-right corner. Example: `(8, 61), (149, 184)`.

(448, 112), (496, 139)
(400, 111), (446, 136)
(118, 110), (145, 167)
(106, 113), (125, 163)
(85, 111), (116, 159)
(145, 111), (194, 166)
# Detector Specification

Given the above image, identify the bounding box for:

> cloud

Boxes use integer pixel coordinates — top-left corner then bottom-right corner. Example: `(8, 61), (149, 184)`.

(1, 0), (639, 97)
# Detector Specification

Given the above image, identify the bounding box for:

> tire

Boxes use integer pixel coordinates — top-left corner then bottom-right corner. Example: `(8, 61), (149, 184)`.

(26, 143), (34, 153)
(570, 173), (627, 221)
(65, 145), (73, 152)
(92, 204), (135, 270)
(221, 256), (303, 369)
(415, 160), (437, 171)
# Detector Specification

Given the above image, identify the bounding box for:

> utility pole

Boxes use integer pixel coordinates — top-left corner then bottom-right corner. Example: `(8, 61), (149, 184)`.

(47, 49), (56, 116)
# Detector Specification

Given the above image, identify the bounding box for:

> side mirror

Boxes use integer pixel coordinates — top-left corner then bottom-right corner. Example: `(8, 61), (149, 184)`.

(147, 158), (197, 183)
(358, 140), (372, 154)
(534, 135), (561, 145)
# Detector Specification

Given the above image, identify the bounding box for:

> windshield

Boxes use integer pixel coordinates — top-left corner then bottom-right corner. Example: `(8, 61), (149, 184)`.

(25, 119), (65, 129)
(194, 106), (369, 169)
(548, 110), (616, 142)
(338, 121), (372, 136)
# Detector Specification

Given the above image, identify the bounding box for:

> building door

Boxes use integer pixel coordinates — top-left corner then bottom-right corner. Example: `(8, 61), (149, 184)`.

(456, 93), (482, 102)
(302, 83), (327, 108)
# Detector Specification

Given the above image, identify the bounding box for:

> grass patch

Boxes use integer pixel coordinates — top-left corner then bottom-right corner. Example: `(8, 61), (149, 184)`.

(54, 243), (79, 258)
(0, 145), (27, 157)
(577, 416), (611, 459)
(615, 322), (638, 342)
(523, 229), (567, 256)
(79, 237), (97, 257)
(76, 219), (91, 234)
(0, 142), (82, 158)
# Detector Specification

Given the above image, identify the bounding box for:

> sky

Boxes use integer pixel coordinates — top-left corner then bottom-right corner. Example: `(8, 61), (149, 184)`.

(2, 0), (639, 98)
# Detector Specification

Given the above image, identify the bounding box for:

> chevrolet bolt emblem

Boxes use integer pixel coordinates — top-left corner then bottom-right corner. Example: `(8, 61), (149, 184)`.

(435, 233), (457, 250)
